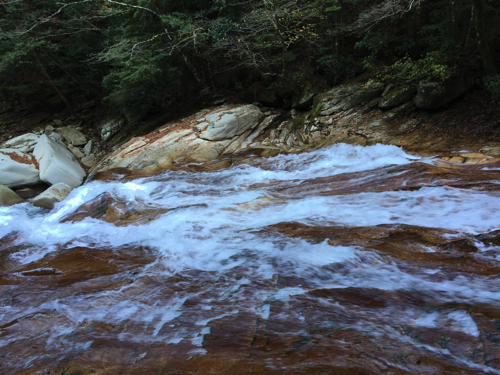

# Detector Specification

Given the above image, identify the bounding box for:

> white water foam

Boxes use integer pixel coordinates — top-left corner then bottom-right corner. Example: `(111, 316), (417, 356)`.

(1, 143), (499, 368)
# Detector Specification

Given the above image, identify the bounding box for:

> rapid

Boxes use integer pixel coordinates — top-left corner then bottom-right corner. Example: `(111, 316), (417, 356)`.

(1, 143), (500, 374)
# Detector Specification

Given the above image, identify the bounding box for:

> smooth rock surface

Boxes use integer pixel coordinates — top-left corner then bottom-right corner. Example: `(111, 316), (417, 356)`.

(58, 126), (87, 146)
(2, 133), (40, 153)
(33, 135), (86, 188)
(199, 105), (264, 141)
(0, 184), (25, 206)
(92, 105), (269, 174)
(31, 183), (72, 210)
(0, 149), (41, 188)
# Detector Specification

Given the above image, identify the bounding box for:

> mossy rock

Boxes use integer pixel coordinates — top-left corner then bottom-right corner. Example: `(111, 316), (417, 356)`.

(378, 87), (417, 110)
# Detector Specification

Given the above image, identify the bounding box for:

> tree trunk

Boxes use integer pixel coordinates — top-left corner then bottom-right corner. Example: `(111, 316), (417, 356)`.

(472, 0), (497, 76)
(464, 5), (475, 47)
(450, 0), (459, 43)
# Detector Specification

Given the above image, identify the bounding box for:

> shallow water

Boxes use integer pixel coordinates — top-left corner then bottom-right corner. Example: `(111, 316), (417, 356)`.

(1, 144), (500, 374)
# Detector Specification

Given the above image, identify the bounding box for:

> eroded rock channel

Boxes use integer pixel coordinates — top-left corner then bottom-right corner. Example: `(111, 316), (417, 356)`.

(1, 144), (500, 374)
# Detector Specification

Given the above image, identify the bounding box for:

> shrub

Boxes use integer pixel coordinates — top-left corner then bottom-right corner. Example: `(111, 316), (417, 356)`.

(484, 75), (500, 102)
(379, 51), (456, 87)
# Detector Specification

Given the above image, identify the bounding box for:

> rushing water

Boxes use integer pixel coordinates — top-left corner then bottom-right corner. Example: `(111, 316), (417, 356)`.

(1, 144), (500, 374)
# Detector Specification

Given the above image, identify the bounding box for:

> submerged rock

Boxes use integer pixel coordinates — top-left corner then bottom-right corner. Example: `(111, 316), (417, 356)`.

(61, 192), (205, 226)
(31, 183), (72, 210)
(0, 149), (41, 187)
(33, 135), (86, 188)
(0, 184), (25, 207)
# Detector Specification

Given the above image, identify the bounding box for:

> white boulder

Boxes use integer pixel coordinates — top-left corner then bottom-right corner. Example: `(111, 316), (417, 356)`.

(0, 149), (41, 187)
(31, 183), (72, 210)
(2, 133), (40, 153)
(33, 135), (86, 188)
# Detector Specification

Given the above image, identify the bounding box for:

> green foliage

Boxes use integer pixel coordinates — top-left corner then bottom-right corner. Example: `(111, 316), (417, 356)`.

(484, 75), (500, 102)
(0, 0), (498, 121)
(380, 52), (456, 86)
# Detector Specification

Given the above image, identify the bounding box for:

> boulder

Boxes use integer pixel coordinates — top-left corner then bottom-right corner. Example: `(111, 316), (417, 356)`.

(33, 135), (86, 188)
(31, 183), (72, 210)
(292, 86), (317, 110)
(2, 133), (40, 153)
(68, 145), (85, 159)
(81, 154), (98, 167)
(0, 185), (25, 207)
(58, 126), (87, 146)
(199, 105), (264, 141)
(15, 187), (44, 200)
(83, 140), (93, 156)
(378, 87), (417, 110)
(0, 149), (41, 188)
(414, 77), (474, 110)
(45, 125), (54, 135)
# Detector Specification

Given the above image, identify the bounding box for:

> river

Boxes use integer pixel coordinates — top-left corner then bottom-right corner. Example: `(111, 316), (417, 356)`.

(1, 143), (500, 374)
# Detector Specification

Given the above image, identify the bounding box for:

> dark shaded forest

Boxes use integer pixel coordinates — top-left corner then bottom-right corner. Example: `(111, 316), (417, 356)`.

(1, 0), (499, 123)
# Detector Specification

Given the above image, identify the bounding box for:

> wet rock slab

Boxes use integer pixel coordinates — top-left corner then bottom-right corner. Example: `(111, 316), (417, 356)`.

(1, 144), (500, 374)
